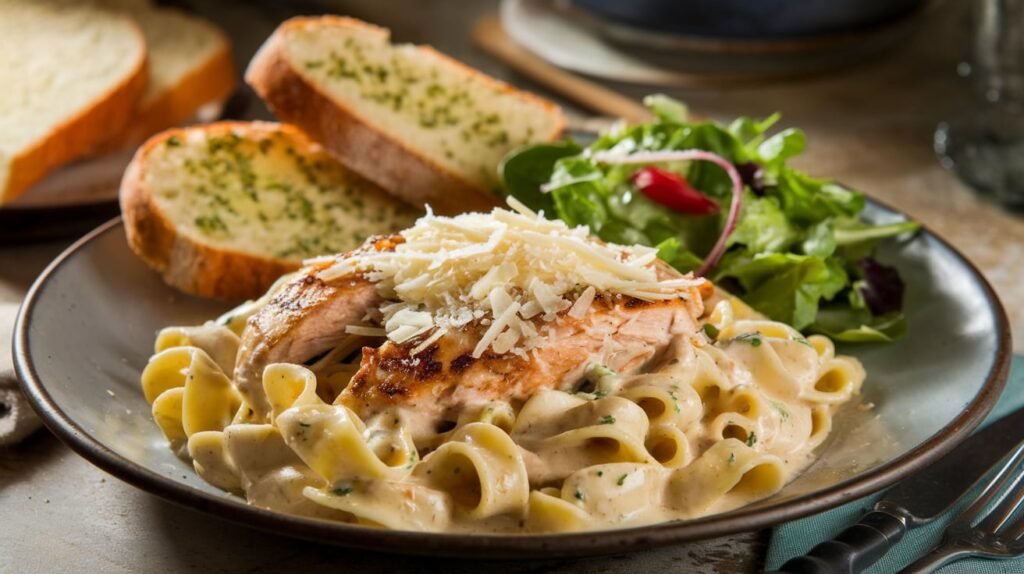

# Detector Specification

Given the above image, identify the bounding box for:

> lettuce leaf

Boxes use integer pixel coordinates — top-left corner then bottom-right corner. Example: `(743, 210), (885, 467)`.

(499, 141), (582, 214)
(813, 307), (907, 342)
(715, 253), (847, 329)
(498, 95), (916, 341)
(727, 193), (799, 254)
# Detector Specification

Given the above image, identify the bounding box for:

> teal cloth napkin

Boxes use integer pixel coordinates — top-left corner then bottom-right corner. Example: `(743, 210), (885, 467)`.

(767, 356), (1024, 573)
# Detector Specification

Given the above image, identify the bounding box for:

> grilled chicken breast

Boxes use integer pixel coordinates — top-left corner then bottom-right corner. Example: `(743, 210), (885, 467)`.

(234, 237), (402, 415)
(337, 292), (703, 439)
(233, 230), (705, 432)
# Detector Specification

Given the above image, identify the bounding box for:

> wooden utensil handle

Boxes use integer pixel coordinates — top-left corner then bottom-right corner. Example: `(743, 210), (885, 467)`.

(472, 15), (653, 124)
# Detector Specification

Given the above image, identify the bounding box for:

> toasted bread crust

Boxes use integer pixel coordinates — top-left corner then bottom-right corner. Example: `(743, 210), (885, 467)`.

(103, 18), (237, 150)
(120, 122), (302, 301)
(245, 16), (563, 215)
(1, 22), (148, 204)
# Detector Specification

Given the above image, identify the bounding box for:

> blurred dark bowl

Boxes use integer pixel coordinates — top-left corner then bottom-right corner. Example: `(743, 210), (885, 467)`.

(572, 0), (926, 39)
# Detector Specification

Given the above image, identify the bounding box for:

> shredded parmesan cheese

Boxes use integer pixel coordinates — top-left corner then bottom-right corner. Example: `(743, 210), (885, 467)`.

(344, 325), (387, 337)
(411, 328), (448, 356)
(568, 286), (597, 319)
(320, 205), (704, 356)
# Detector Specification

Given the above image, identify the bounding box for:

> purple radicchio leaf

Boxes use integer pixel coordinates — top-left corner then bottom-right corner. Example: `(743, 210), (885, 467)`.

(857, 258), (905, 315)
(736, 161), (766, 196)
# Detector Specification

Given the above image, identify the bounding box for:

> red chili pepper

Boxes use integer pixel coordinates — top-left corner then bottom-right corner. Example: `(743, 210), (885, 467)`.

(630, 167), (720, 215)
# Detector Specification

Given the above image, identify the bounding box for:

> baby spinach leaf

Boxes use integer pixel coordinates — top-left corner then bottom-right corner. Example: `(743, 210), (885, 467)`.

(757, 128), (806, 165)
(728, 193), (799, 254)
(499, 141), (582, 213)
(497, 95), (915, 341)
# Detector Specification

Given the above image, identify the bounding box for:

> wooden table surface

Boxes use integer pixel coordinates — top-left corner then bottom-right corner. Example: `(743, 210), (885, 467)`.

(1, 1), (1019, 573)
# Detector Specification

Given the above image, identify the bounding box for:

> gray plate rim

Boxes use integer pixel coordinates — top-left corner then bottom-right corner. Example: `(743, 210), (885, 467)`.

(13, 208), (1012, 559)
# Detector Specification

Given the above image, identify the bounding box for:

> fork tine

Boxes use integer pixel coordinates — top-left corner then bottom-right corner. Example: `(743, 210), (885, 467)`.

(900, 444), (1024, 574)
(976, 466), (1024, 535)
(999, 477), (1024, 541)
(949, 443), (1024, 530)
(1003, 510), (1024, 541)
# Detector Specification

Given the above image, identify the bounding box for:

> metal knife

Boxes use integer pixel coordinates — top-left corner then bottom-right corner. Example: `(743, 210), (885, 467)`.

(768, 405), (1024, 574)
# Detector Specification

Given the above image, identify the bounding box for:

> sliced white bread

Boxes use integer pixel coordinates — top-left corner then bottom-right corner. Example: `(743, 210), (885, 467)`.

(102, 3), (236, 149)
(120, 121), (419, 300)
(0, 0), (148, 204)
(246, 16), (565, 215)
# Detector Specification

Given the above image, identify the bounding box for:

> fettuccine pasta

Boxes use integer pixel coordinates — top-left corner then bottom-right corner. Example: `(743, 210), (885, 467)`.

(141, 294), (864, 533)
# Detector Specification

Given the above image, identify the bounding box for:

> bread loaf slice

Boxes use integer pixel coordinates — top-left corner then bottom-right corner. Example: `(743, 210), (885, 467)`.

(0, 0), (148, 204)
(120, 121), (419, 300)
(102, 4), (236, 149)
(246, 16), (565, 215)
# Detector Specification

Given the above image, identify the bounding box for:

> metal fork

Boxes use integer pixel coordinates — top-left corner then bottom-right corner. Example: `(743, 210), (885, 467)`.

(901, 440), (1024, 573)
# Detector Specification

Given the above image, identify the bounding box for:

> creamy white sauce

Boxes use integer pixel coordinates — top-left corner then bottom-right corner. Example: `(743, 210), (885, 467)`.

(141, 296), (865, 534)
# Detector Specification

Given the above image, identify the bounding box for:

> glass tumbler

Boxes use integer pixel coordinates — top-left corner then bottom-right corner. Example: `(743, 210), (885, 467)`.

(935, 0), (1024, 210)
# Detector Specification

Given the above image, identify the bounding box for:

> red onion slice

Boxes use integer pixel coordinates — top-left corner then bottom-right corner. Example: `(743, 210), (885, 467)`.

(592, 150), (744, 277)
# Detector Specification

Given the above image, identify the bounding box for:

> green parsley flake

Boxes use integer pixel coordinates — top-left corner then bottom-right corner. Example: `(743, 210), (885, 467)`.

(331, 485), (353, 496)
(616, 473), (628, 486)
(702, 323), (720, 340)
(166, 135), (181, 147)
(574, 489), (585, 501)
(792, 335), (812, 347)
(599, 415), (616, 425)
(727, 453), (736, 464)
(747, 431), (757, 446)
(733, 332), (764, 347)
(771, 400), (791, 420)
(667, 390), (682, 413)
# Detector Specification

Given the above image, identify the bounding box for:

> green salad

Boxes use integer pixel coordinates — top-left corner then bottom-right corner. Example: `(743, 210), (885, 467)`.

(499, 95), (918, 342)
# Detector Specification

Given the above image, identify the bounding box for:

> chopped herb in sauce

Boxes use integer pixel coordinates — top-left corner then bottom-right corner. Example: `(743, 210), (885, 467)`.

(667, 389), (682, 413)
(574, 489), (585, 501)
(727, 453), (736, 464)
(580, 364), (618, 399)
(733, 332), (764, 347)
(599, 415), (616, 425)
(770, 400), (791, 420)
(616, 473), (628, 486)
(331, 485), (353, 496)
(166, 135), (181, 147)
(595, 470), (604, 477)
(747, 431), (757, 446)
(702, 323), (720, 340)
